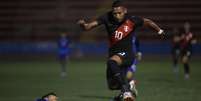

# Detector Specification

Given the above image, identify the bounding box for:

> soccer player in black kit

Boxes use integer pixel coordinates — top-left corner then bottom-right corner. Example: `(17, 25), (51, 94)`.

(180, 22), (196, 79)
(78, 1), (165, 101)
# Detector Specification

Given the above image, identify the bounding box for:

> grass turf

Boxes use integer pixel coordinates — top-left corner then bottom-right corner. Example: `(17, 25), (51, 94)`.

(0, 59), (201, 101)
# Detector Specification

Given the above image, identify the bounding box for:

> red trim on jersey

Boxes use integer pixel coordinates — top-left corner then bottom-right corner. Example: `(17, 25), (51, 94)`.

(181, 32), (193, 48)
(110, 19), (135, 46)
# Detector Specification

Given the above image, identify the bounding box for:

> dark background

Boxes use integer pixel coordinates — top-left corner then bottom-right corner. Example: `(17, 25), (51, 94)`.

(0, 0), (201, 58)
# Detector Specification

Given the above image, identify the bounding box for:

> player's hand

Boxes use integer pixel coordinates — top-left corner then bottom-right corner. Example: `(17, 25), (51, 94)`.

(77, 19), (86, 25)
(158, 29), (165, 39)
(191, 39), (197, 44)
(158, 29), (165, 35)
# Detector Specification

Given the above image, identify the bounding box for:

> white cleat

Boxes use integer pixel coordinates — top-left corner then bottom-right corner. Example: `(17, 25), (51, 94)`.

(129, 80), (138, 97)
(123, 92), (135, 101)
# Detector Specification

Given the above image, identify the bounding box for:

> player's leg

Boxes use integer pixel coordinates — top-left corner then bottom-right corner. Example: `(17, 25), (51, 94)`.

(107, 63), (121, 90)
(107, 55), (134, 101)
(110, 64), (137, 101)
(172, 48), (180, 73)
(59, 54), (67, 77)
(108, 67), (129, 101)
(107, 55), (130, 92)
(125, 64), (138, 97)
(181, 50), (191, 79)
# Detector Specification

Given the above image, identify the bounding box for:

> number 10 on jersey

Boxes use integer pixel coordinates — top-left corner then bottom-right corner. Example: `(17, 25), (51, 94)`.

(115, 31), (123, 40)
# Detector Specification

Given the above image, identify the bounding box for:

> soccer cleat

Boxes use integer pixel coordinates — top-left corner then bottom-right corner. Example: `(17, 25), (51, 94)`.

(129, 80), (138, 97)
(123, 92), (135, 101)
(184, 74), (190, 79)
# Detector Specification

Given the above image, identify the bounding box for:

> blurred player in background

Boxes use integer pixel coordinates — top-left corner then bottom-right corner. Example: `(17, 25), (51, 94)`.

(78, 0), (164, 101)
(131, 37), (142, 73)
(36, 92), (58, 101)
(171, 27), (181, 74)
(180, 22), (196, 79)
(126, 37), (142, 85)
(58, 33), (70, 77)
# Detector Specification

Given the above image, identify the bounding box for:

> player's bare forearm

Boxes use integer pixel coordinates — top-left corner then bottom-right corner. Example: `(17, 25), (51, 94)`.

(143, 18), (164, 35)
(77, 19), (98, 31)
(191, 39), (197, 44)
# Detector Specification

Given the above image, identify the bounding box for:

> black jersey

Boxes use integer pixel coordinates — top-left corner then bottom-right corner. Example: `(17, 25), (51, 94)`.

(97, 12), (144, 55)
(179, 32), (194, 57)
(180, 32), (193, 50)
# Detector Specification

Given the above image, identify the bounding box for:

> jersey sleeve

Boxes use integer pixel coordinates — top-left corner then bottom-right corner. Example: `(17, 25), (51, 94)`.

(96, 13), (107, 25)
(130, 16), (144, 28)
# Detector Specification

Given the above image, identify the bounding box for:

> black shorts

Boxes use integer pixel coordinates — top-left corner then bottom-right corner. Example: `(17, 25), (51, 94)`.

(181, 49), (192, 58)
(109, 50), (134, 68)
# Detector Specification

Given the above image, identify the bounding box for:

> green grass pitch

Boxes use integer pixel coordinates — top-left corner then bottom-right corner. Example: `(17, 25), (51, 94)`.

(0, 59), (201, 101)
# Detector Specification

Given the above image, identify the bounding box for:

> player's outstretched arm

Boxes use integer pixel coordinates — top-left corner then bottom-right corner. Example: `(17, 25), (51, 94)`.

(143, 18), (165, 35)
(77, 19), (99, 31)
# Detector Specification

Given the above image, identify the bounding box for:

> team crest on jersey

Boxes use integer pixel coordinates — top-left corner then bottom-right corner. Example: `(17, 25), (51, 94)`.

(124, 25), (129, 32)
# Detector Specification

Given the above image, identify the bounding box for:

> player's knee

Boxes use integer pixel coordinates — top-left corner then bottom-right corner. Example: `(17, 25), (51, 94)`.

(107, 60), (117, 70)
(109, 55), (122, 65)
(107, 59), (117, 66)
(182, 56), (188, 64)
(107, 60), (121, 75)
(126, 71), (133, 80)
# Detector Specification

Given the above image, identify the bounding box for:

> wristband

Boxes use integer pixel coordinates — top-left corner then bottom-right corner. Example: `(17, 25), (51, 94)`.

(158, 29), (164, 35)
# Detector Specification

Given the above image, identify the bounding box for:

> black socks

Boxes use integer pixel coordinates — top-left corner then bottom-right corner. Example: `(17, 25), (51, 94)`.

(107, 60), (129, 92)
(184, 63), (190, 74)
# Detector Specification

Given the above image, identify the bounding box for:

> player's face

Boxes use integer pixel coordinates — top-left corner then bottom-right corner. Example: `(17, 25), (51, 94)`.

(112, 6), (127, 22)
(48, 95), (58, 101)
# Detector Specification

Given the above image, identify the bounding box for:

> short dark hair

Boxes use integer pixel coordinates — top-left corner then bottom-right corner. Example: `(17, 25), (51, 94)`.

(112, 0), (126, 8)
(41, 92), (57, 100)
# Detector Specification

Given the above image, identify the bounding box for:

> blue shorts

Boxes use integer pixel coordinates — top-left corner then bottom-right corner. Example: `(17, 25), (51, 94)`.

(125, 59), (137, 73)
(59, 54), (68, 59)
(59, 49), (69, 59)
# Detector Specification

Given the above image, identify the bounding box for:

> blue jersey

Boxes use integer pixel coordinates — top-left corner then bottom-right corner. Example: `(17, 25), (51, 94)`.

(132, 37), (140, 65)
(126, 36), (140, 73)
(58, 37), (69, 57)
(132, 37), (140, 54)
